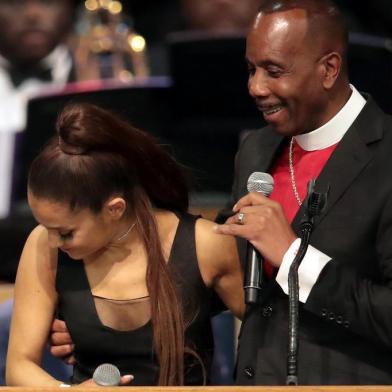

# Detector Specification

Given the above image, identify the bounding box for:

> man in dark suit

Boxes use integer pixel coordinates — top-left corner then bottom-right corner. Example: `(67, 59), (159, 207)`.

(214, 0), (392, 385)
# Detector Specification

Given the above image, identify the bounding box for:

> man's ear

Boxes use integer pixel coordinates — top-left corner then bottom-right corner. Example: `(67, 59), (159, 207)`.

(320, 51), (342, 89)
(105, 197), (127, 221)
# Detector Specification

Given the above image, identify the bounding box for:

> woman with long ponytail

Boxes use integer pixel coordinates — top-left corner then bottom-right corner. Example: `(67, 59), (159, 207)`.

(6, 103), (244, 387)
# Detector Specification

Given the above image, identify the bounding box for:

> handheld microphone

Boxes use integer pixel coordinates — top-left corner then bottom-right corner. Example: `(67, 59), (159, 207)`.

(92, 363), (121, 386)
(244, 172), (274, 304)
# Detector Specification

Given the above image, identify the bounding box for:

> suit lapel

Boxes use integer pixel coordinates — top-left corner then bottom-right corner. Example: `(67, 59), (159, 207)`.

(291, 97), (384, 233)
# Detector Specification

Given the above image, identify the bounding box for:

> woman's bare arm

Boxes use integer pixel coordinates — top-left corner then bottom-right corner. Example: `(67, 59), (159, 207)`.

(6, 225), (61, 386)
(195, 218), (245, 319)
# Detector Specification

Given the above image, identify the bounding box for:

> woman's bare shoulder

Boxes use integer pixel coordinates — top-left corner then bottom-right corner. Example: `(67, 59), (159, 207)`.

(19, 224), (56, 271)
(24, 224), (50, 251)
(195, 217), (239, 282)
(195, 217), (236, 249)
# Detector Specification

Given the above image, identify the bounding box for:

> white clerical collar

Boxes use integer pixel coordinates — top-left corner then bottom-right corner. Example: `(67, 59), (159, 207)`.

(294, 85), (366, 151)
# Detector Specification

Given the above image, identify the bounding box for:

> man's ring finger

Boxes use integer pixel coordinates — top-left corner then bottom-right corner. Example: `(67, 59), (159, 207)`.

(237, 212), (245, 225)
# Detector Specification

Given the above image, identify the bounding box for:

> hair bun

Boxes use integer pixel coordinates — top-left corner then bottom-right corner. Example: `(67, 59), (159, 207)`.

(56, 104), (90, 155)
(58, 136), (86, 155)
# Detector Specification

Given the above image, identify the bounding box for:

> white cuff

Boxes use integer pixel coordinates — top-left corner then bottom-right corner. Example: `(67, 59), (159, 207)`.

(276, 238), (331, 302)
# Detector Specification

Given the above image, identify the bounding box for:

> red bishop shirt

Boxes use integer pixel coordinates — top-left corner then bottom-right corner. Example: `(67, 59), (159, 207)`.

(270, 139), (338, 224)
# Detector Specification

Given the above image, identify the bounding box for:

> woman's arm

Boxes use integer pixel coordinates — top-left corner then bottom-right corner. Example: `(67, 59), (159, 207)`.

(195, 218), (245, 319)
(6, 225), (62, 386)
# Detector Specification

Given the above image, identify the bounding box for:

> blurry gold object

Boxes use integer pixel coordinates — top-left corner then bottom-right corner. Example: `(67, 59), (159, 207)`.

(73, 0), (149, 82)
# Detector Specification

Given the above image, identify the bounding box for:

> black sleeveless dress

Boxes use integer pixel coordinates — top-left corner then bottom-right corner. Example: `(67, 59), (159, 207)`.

(56, 214), (215, 385)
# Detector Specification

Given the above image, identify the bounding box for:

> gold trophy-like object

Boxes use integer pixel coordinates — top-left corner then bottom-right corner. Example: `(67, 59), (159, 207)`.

(73, 0), (150, 82)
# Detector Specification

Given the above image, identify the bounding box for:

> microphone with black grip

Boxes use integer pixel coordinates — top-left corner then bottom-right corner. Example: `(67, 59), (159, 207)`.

(244, 172), (274, 304)
(93, 363), (121, 386)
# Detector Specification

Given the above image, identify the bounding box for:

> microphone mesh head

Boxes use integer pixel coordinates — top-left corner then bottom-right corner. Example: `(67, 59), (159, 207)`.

(93, 363), (121, 386)
(247, 172), (274, 196)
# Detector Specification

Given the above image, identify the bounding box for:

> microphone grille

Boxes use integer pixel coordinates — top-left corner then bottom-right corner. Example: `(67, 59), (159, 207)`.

(247, 172), (274, 196)
(93, 363), (121, 386)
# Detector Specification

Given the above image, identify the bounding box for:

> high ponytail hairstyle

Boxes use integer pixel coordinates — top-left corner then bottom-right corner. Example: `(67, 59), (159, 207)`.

(28, 103), (189, 385)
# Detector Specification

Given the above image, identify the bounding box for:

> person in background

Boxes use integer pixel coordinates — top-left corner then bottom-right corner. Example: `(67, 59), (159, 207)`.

(214, 0), (392, 385)
(6, 103), (244, 386)
(0, 0), (76, 218)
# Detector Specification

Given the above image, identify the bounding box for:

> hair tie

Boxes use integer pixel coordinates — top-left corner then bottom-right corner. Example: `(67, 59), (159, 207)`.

(58, 136), (85, 155)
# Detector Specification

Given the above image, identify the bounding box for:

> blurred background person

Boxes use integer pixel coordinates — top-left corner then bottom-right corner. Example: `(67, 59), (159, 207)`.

(0, 0), (76, 219)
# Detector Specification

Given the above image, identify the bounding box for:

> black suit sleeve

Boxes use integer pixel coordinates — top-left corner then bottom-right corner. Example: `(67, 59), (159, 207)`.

(304, 191), (392, 349)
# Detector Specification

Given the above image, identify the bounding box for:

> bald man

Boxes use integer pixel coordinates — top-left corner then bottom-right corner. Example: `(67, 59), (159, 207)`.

(215, 0), (392, 385)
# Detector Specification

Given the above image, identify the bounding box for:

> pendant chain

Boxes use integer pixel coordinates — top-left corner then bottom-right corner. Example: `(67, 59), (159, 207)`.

(289, 137), (302, 206)
(116, 222), (136, 242)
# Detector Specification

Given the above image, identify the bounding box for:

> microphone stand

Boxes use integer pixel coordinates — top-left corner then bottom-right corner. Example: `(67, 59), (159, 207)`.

(286, 180), (328, 386)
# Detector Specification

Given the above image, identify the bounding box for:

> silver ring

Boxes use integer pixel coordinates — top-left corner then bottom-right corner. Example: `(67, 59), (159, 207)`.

(237, 212), (245, 225)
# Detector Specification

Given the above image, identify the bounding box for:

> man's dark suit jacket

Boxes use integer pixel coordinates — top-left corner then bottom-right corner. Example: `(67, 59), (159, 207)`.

(224, 96), (392, 385)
